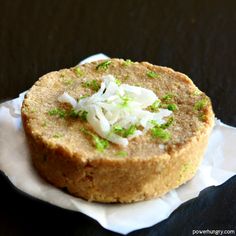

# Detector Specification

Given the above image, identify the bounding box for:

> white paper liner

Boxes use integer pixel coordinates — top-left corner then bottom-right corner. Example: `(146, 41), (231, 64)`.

(0, 54), (236, 234)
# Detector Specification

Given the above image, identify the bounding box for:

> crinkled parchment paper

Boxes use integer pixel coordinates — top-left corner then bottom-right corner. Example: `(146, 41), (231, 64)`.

(0, 54), (236, 234)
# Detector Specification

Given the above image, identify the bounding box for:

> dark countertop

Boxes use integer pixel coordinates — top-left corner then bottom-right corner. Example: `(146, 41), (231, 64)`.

(0, 1), (235, 235)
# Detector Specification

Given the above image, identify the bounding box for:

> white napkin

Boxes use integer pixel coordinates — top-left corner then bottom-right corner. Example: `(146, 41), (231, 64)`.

(0, 54), (235, 235)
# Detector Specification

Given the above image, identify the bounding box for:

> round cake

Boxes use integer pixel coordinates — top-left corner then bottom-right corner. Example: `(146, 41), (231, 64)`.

(21, 58), (214, 203)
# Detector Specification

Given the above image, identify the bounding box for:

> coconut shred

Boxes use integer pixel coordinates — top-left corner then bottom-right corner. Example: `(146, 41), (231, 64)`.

(58, 74), (172, 146)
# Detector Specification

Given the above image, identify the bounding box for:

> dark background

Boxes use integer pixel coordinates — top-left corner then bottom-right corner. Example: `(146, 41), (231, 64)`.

(0, 0), (236, 235)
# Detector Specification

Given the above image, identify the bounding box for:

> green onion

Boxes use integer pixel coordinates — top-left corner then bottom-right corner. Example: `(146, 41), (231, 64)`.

(146, 71), (159, 79)
(194, 98), (208, 111)
(96, 60), (111, 70)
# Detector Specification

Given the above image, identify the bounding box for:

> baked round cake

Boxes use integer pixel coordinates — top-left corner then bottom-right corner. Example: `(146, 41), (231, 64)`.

(21, 58), (214, 203)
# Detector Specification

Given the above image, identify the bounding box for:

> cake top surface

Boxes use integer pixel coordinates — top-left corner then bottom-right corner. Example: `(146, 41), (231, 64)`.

(22, 59), (214, 161)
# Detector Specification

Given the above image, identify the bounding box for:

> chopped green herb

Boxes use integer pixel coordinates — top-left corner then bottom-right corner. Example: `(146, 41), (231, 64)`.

(80, 128), (109, 152)
(116, 151), (128, 157)
(146, 71), (159, 79)
(194, 98), (208, 111)
(149, 100), (161, 112)
(115, 79), (121, 85)
(82, 80), (100, 91)
(123, 59), (133, 66)
(48, 108), (66, 118)
(162, 93), (174, 101)
(112, 124), (136, 138)
(96, 60), (111, 70)
(75, 67), (84, 77)
(167, 104), (178, 111)
(151, 127), (171, 141)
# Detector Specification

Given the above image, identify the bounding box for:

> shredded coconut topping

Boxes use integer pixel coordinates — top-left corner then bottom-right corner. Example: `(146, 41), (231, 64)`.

(58, 74), (172, 146)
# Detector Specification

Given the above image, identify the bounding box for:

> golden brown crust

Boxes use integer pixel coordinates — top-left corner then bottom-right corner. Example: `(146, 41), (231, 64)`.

(21, 58), (214, 203)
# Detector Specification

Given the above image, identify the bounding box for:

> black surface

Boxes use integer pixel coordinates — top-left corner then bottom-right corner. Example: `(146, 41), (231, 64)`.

(0, 1), (236, 235)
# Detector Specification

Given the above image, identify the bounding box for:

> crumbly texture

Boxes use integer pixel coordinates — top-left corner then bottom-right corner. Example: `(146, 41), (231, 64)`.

(21, 59), (214, 203)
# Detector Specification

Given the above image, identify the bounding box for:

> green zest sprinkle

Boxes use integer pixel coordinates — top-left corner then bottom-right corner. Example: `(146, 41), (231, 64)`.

(96, 60), (111, 70)
(149, 100), (161, 112)
(83, 80), (100, 91)
(53, 133), (63, 138)
(194, 98), (208, 111)
(116, 151), (128, 157)
(60, 72), (65, 78)
(160, 117), (174, 129)
(167, 104), (178, 111)
(63, 78), (74, 86)
(48, 108), (66, 118)
(150, 117), (174, 129)
(162, 93), (174, 101)
(77, 94), (89, 101)
(119, 95), (132, 107)
(123, 59), (133, 66)
(69, 109), (88, 121)
(115, 79), (121, 85)
(48, 107), (87, 121)
(151, 127), (171, 141)
(198, 113), (207, 122)
(80, 128), (109, 152)
(112, 124), (136, 138)
(92, 135), (109, 152)
(75, 67), (84, 77)
(193, 89), (202, 96)
(146, 71), (159, 79)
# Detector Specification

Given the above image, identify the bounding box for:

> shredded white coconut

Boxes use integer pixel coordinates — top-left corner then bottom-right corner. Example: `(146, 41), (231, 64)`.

(58, 74), (172, 146)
